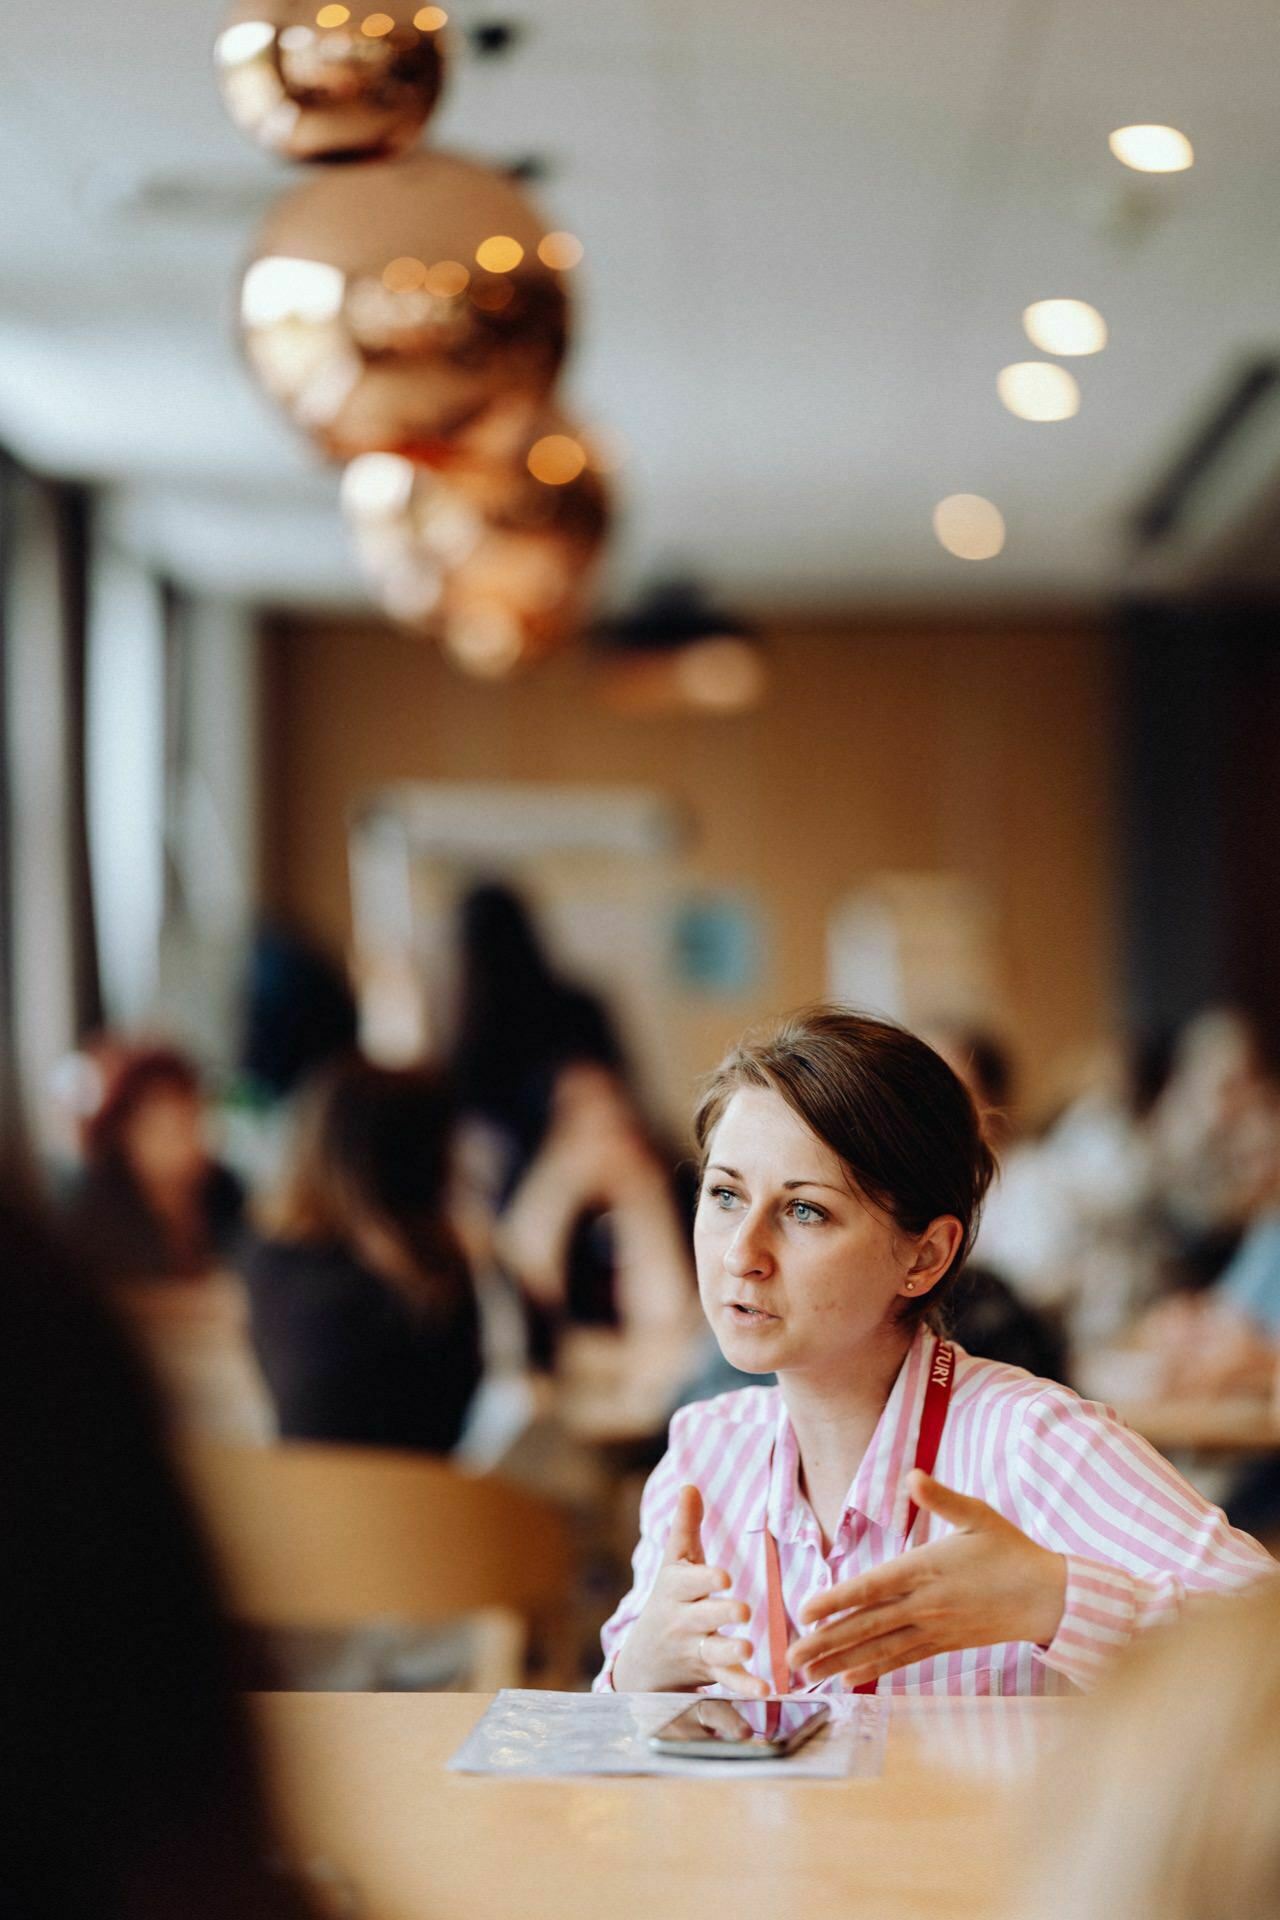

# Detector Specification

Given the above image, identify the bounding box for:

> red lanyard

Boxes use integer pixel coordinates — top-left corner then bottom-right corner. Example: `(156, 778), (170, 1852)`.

(764, 1339), (955, 1697)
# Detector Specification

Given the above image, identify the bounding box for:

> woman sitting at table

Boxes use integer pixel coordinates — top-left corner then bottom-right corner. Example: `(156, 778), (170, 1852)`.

(243, 1057), (482, 1454)
(599, 1007), (1274, 1698)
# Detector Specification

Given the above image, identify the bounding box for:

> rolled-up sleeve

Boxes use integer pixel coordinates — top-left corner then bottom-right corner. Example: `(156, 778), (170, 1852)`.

(1011, 1385), (1276, 1690)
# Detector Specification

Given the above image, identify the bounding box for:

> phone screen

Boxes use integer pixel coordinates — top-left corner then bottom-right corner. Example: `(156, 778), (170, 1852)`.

(649, 1699), (831, 1757)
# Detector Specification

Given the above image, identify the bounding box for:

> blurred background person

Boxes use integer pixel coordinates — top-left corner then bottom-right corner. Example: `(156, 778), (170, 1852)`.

(0, 1192), (323, 1920)
(1146, 1005), (1280, 1289)
(59, 1041), (245, 1285)
(447, 879), (626, 1196)
(242, 1055), (482, 1454)
(1011, 1579), (1280, 1920)
(496, 1060), (698, 1347)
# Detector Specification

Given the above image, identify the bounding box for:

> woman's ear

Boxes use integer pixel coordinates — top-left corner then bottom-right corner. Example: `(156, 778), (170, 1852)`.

(899, 1215), (964, 1299)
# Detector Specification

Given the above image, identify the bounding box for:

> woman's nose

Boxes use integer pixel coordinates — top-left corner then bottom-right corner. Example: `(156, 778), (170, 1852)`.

(724, 1213), (773, 1278)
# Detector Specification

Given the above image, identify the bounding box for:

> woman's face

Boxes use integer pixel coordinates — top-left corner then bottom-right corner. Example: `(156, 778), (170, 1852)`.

(693, 1086), (917, 1380)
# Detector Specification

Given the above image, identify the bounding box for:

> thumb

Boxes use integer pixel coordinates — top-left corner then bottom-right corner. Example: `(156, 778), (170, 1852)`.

(909, 1469), (993, 1532)
(662, 1484), (705, 1565)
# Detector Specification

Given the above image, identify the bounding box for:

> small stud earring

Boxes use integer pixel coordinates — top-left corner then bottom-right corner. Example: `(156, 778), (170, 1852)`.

(904, 1281), (916, 1293)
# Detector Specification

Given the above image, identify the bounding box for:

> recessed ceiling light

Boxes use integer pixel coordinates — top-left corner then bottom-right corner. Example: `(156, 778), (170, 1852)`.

(1023, 298), (1107, 356)
(997, 361), (1081, 422)
(933, 495), (1006, 561)
(1108, 124), (1194, 172)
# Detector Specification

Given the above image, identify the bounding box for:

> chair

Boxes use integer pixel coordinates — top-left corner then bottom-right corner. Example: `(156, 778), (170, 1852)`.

(178, 1439), (574, 1688)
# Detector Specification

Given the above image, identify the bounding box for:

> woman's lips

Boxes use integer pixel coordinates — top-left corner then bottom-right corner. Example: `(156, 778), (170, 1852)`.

(727, 1301), (779, 1325)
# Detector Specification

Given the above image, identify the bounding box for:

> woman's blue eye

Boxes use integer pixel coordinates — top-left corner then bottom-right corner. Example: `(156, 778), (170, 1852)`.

(708, 1185), (739, 1208)
(790, 1200), (825, 1225)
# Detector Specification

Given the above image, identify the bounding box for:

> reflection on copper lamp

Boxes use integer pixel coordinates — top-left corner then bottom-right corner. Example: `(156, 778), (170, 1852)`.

(215, 0), (448, 163)
(341, 426), (610, 676)
(239, 150), (570, 459)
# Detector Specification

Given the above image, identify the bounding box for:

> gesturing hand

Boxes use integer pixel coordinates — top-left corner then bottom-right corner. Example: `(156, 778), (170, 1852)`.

(787, 1470), (1067, 1689)
(611, 1485), (767, 1696)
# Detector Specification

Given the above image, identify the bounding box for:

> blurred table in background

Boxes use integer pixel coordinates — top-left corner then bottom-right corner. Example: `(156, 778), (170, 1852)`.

(1115, 1396), (1280, 1455)
(254, 1691), (1070, 1920)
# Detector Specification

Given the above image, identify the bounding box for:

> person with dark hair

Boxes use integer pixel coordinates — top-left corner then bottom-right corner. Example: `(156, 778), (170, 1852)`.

(0, 1194), (319, 1920)
(242, 1056), (481, 1453)
(598, 1006), (1272, 1698)
(448, 880), (624, 1177)
(60, 1042), (245, 1283)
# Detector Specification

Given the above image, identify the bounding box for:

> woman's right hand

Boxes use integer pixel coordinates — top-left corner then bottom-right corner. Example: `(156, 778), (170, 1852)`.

(610, 1485), (767, 1696)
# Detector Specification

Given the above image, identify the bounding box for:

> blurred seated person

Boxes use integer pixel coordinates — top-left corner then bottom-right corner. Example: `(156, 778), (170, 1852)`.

(1012, 1581), (1280, 1920)
(447, 879), (626, 1192)
(60, 1041), (245, 1284)
(242, 1056), (482, 1453)
(931, 1023), (1167, 1356)
(1147, 1005), (1280, 1287)
(495, 1061), (699, 1362)
(0, 1192), (320, 1920)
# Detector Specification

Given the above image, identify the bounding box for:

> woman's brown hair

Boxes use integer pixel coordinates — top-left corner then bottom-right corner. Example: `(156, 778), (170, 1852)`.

(693, 1005), (996, 1330)
(265, 1055), (470, 1313)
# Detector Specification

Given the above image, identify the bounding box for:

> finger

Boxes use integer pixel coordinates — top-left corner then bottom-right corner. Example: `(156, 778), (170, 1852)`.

(908, 1469), (993, 1532)
(789, 1599), (912, 1672)
(701, 1635), (768, 1697)
(801, 1623), (934, 1687)
(662, 1484), (705, 1566)
(685, 1595), (751, 1633)
(798, 1560), (912, 1625)
(666, 1562), (732, 1602)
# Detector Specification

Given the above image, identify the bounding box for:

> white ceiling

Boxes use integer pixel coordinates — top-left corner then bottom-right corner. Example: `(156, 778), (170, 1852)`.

(2, 0), (1279, 611)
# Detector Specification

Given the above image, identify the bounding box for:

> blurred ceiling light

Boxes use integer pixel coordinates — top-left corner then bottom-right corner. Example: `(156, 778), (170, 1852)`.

(341, 451), (416, 518)
(1023, 298), (1107, 356)
(1108, 124), (1194, 172)
(241, 254), (345, 326)
(422, 258), (469, 297)
(997, 361), (1080, 422)
(382, 254), (427, 293)
(315, 3), (350, 23)
(474, 234), (524, 273)
(414, 5), (448, 27)
(527, 433), (587, 486)
(537, 231), (584, 271)
(674, 637), (768, 713)
(216, 20), (277, 64)
(932, 494), (1006, 561)
(361, 12), (396, 35)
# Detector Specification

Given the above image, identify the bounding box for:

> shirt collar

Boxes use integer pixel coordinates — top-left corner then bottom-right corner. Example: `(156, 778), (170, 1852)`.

(748, 1327), (937, 1544)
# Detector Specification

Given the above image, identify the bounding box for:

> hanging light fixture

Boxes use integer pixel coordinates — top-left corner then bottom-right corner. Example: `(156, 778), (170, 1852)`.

(594, 580), (766, 715)
(215, 0), (449, 163)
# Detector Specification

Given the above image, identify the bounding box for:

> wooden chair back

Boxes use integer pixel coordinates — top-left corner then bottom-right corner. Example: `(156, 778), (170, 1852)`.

(178, 1440), (572, 1655)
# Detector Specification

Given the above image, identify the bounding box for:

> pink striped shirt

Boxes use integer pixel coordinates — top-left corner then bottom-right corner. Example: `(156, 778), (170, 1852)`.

(597, 1330), (1274, 1695)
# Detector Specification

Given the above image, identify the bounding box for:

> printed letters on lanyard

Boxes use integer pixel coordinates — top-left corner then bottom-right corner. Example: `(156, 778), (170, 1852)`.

(763, 1340), (955, 1697)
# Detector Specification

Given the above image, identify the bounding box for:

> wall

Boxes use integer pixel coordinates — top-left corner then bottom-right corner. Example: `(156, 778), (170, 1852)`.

(261, 614), (1118, 1124)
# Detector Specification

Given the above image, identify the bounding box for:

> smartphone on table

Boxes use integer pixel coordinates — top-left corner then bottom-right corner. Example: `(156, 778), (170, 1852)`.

(648, 1698), (831, 1759)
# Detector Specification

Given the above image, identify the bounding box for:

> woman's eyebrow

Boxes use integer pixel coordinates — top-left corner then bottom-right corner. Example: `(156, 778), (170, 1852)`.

(707, 1164), (842, 1194)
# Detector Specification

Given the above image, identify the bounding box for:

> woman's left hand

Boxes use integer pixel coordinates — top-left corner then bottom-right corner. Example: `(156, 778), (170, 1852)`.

(787, 1469), (1067, 1688)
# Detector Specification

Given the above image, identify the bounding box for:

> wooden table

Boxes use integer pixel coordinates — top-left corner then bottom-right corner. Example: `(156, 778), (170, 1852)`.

(1116, 1396), (1280, 1455)
(254, 1692), (1071, 1920)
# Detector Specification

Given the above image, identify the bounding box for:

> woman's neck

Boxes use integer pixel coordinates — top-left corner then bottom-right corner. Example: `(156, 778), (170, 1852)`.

(779, 1324), (915, 1550)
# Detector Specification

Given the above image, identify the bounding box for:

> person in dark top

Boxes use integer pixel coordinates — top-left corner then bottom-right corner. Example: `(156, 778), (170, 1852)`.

(447, 880), (625, 1181)
(242, 1057), (482, 1453)
(60, 1042), (245, 1283)
(0, 1192), (320, 1920)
